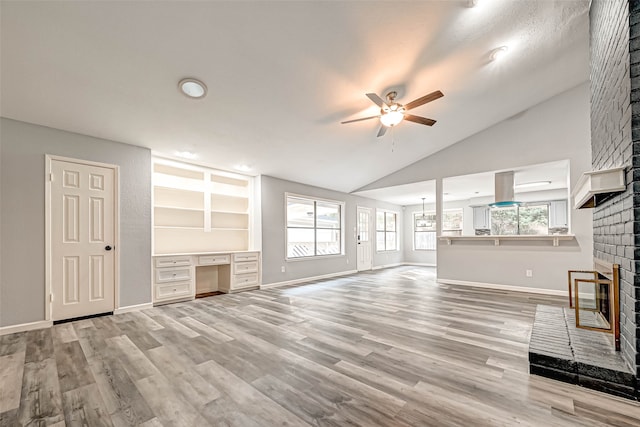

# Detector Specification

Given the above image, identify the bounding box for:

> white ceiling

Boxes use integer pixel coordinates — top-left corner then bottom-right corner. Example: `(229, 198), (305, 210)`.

(0, 0), (590, 193)
(354, 160), (569, 205)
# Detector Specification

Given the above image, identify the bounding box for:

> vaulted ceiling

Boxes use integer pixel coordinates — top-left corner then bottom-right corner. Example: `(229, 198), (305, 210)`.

(0, 0), (590, 193)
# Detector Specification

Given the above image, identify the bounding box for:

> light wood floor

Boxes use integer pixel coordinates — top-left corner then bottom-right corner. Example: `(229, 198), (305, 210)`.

(1, 266), (639, 426)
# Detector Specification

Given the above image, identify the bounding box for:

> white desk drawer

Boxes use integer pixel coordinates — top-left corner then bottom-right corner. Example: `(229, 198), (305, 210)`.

(232, 273), (259, 289)
(232, 252), (259, 263)
(198, 254), (230, 265)
(155, 281), (192, 301)
(155, 256), (192, 268)
(233, 261), (258, 275)
(155, 266), (192, 283)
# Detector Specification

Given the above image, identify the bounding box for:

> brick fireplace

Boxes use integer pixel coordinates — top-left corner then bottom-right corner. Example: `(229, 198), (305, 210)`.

(590, 0), (640, 381)
(529, 1), (640, 399)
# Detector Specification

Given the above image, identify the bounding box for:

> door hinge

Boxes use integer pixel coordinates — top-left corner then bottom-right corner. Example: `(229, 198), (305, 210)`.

(49, 173), (54, 182)
(50, 293), (54, 302)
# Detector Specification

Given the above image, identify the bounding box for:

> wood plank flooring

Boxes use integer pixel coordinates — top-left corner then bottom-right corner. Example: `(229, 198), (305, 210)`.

(2, 266), (640, 426)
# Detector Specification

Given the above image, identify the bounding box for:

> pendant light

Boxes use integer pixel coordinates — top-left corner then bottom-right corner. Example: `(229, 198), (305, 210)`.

(421, 197), (426, 219)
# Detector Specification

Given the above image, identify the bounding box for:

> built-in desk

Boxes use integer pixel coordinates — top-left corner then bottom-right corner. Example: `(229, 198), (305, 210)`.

(152, 251), (260, 305)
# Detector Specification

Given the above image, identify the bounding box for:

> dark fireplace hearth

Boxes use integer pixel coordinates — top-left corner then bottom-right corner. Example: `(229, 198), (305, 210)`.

(529, 305), (637, 399)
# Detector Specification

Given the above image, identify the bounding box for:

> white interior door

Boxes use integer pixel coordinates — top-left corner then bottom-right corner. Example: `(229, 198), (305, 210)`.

(356, 207), (372, 271)
(51, 159), (116, 321)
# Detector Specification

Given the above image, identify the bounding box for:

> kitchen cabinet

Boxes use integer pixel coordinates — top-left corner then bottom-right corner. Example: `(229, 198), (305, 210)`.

(473, 206), (491, 229)
(549, 200), (568, 228)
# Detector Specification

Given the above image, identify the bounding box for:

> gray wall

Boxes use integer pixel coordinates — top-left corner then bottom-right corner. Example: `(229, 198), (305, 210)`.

(590, 0), (639, 375)
(260, 175), (403, 285)
(0, 118), (152, 327)
(357, 84), (593, 293)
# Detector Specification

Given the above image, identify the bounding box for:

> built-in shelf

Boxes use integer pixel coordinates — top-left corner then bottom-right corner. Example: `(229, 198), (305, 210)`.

(154, 205), (204, 212)
(152, 158), (251, 254)
(438, 234), (576, 247)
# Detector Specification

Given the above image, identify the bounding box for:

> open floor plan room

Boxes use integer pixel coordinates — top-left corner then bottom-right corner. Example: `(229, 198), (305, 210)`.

(1, 267), (639, 427)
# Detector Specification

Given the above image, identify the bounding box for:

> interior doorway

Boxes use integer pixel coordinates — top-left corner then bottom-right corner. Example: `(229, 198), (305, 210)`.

(47, 156), (118, 321)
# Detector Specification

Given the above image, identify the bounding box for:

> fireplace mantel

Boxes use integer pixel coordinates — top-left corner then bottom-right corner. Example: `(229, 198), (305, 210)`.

(571, 166), (626, 209)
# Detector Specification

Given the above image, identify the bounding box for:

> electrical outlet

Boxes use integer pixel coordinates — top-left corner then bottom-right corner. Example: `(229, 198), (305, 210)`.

(281, 266), (285, 273)
(526, 269), (533, 278)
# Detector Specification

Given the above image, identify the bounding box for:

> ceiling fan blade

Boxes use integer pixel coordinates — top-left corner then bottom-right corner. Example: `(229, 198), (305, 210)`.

(404, 90), (444, 111)
(341, 115), (380, 124)
(405, 114), (436, 126)
(366, 93), (387, 107)
(377, 125), (388, 137)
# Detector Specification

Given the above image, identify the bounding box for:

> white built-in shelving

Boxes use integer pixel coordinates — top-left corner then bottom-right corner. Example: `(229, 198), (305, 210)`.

(153, 159), (251, 255)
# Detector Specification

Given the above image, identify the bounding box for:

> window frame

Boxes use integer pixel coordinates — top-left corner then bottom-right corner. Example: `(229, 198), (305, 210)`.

(413, 211), (436, 251)
(479, 200), (556, 236)
(441, 208), (464, 236)
(376, 209), (399, 252)
(285, 193), (345, 261)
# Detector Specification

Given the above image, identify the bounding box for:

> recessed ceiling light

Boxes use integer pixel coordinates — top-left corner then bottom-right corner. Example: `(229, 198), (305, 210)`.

(178, 78), (207, 99)
(515, 181), (551, 189)
(175, 151), (197, 160)
(234, 164), (252, 172)
(491, 46), (509, 61)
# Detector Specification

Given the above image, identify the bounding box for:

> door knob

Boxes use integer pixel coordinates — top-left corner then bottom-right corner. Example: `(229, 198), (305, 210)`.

(105, 245), (113, 251)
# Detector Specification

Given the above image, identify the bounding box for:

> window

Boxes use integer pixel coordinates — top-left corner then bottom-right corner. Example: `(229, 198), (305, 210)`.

(518, 204), (549, 235)
(490, 206), (518, 235)
(490, 203), (550, 236)
(442, 208), (463, 236)
(286, 195), (343, 258)
(414, 212), (436, 250)
(377, 210), (398, 251)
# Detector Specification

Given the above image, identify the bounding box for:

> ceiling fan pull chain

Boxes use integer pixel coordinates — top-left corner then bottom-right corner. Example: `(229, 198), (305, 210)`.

(391, 126), (396, 152)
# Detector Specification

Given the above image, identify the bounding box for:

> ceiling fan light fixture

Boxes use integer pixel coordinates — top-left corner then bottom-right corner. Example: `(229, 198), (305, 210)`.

(179, 78), (207, 98)
(491, 46), (509, 61)
(380, 110), (404, 127)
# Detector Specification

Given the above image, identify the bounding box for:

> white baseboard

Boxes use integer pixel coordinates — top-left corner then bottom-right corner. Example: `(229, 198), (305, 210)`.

(437, 278), (568, 296)
(402, 262), (437, 267)
(0, 320), (53, 336)
(114, 302), (154, 314)
(372, 263), (403, 270)
(261, 269), (358, 289)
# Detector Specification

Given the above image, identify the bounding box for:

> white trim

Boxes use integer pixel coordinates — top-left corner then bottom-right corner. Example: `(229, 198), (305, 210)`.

(402, 262), (437, 267)
(113, 302), (153, 314)
(261, 269), (357, 289)
(436, 278), (568, 296)
(0, 320), (52, 336)
(45, 155), (120, 321)
(284, 192), (346, 261)
(375, 208), (400, 252)
(372, 262), (403, 270)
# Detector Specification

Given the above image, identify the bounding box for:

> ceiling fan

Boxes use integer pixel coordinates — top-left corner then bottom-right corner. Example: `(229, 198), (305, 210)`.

(341, 90), (444, 137)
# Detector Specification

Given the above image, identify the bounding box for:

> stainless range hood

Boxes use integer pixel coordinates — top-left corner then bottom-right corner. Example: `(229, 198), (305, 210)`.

(571, 167), (626, 209)
(489, 171), (520, 207)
